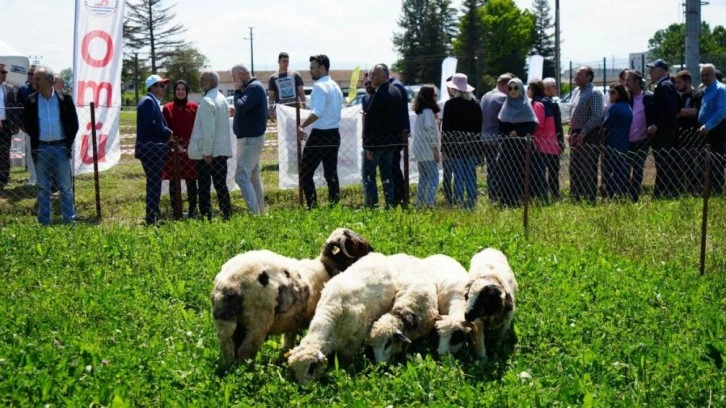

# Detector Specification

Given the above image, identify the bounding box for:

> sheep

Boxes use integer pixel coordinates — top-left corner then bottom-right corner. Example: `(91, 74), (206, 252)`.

(463, 248), (518, 360)
(420, 254), (475, 356)
(210, 228), (373, 368)
(367, 257), (440, 363)
(286, 252), (412, 384)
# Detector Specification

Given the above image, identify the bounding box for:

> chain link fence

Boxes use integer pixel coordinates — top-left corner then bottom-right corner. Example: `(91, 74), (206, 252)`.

(1, 104), (724, 219)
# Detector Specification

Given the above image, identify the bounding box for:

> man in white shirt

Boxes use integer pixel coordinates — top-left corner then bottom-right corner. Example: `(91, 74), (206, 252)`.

(296, 54), (343, 209)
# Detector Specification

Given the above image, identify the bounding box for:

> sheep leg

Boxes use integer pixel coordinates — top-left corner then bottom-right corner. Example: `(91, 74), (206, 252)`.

(235, 317), (274, 362)
(281, 332), (297, 352)
(214, 319), (238, 367)
(472, 321), (487, 361)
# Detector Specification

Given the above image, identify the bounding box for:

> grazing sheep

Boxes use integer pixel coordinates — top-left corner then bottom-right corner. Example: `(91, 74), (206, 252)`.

(367, 257), (440, 363)
(210, 228), (373, 367)
(286, 252), (413, 384)
(421, 254), (474, 356)
(464, 248), (518, 360)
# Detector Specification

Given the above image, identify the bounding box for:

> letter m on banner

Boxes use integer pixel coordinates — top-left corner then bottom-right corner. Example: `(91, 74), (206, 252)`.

(72, 0), (125, 174)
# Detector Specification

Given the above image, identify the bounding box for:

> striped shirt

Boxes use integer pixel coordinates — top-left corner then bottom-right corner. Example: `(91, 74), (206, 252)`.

(570, 82), (603, 135)
(698, 81), (726, 131)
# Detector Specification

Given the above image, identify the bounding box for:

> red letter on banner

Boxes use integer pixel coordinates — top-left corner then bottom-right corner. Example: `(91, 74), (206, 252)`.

(80, 30), (114, 68)
(80, 122), (108, 164)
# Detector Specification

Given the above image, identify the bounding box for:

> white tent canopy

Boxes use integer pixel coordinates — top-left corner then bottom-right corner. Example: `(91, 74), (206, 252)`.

(0, 40), (30, 86)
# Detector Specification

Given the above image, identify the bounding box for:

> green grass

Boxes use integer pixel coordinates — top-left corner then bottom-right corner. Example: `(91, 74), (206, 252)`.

(1, 200), (725, 406)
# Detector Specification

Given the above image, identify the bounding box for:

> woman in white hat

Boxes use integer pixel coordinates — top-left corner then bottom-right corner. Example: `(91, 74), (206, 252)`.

(441, 73), (482, 209)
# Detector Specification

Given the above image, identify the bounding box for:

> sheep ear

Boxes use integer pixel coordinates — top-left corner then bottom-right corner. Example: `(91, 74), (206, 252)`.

(461, 320), (476, 330)
(284, 350), (292, 359)
(331, 245), (340, 255)
(316, 350), (327, 363)
(394, 331), (412, 345)
(503, 293), (514, 313)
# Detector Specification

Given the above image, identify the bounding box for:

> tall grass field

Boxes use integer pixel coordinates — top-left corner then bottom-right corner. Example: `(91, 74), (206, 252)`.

(1, 198), (725, 406)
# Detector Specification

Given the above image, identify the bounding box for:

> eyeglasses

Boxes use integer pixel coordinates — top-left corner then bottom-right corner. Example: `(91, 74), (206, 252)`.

(508, 86), (518, 91)
(0, 71), (7, 75)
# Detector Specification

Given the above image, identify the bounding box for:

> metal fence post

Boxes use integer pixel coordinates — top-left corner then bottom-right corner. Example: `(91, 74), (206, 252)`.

(89, 102), (102, 220)
(700, 144), (712, 275)
(295, 102), (303, 207)
(524, 136), (531, 234)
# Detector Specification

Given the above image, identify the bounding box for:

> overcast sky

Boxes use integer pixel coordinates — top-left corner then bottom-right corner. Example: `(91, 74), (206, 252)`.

(2, 0), (726, 73)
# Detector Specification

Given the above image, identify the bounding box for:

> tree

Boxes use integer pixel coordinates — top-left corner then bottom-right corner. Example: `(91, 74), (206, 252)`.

(163, 46), (209, 94)
(124, 0), (187, 74)
(452, 0), (487, 93)
(479, 0), (536, 80)
(59, 68), (73, 92)
(530, 0), (556, 78)
(393, 0), (457, 85)
(648, 22), (725, 67)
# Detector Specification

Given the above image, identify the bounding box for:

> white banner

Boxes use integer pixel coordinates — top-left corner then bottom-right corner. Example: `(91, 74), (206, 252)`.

(72, 0), (124, 175)
(277, 105), (419, 190)
(439, 57), (458, 104)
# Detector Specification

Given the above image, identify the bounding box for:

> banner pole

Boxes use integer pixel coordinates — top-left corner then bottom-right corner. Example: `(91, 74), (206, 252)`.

(89, 102), (102, 220)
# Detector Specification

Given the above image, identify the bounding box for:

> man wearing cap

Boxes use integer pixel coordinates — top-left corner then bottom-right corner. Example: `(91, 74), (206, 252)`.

(135, 74), (172, 225)
(698, 63), (726, 194)
(23, 66), (79, 225)
(268, 52), (306, 119)
(646, 58), (681, 198)
(0, 63), (20, 189)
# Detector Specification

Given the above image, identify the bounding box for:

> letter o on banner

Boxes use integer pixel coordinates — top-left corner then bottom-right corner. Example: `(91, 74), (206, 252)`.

(81, 30), (113, 68)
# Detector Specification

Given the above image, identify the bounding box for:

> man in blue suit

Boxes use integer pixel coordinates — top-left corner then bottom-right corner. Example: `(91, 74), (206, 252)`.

(135, 74), (172, 225)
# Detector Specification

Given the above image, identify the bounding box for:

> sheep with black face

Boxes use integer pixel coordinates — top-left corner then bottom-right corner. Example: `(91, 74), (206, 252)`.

(463, 248), (518, 361)
(210, 228), (373, 368)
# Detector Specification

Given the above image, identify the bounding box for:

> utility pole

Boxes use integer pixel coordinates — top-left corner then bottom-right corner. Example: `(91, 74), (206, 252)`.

(247, 27), (255, 77)
(684, 0), (705, 76)
(554, 0), (561, 96)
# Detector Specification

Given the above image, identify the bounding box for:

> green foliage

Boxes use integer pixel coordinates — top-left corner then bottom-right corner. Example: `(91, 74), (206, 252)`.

(124, 0), (187, 74)
(452, 0), (486, 92)
(648, 22), (726, 67)
(529, 0), (556, 78)
(480, 0), (536, 79)
(393, 0), (457, 85)
(163, 46), (209, 93)
(0, 198), (725, 405)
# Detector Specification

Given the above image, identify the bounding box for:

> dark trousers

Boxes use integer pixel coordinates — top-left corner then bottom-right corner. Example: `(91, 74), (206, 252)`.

(197, 157), (230, 220)
(442, 159), (454, 205)
(300, 128), (340, 209)
(532, 151), (561, 200)
(483, 144), (501, 202)
(653, 130), (681, 199)
(169, 178), (198, 219)
(679, 127), (705, 195)
(706, 122), (726, 195)
(138, 143), (168, 224)
(0, 125), (11, 185)
(603, 148), (629, 198)
(569, 142), (598, 203)
(627, 140), (649, 202)
(391, 144), (405, 205)
(499, 137), (526, 206)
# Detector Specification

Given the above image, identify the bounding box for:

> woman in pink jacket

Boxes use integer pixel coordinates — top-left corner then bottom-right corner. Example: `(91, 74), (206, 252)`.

(528, 80), (562, 201)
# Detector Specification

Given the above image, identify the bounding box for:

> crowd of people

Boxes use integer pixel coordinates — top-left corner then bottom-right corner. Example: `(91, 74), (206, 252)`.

(1, 54), (725, 224)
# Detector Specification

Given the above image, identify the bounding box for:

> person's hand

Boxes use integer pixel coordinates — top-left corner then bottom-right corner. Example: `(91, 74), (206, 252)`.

(433, 149), (441, 163)
(647, 124), (657, 136)
(229, 106), (235, 117)
(569, 134), (582, 148)
(699, 125), (709, 137)
(365, 150), (373, 161)
(509, 130), (517, 137)
(233, 77), (244, 91)
(297, 126), (308, 141)
(204, 155), (212, 165)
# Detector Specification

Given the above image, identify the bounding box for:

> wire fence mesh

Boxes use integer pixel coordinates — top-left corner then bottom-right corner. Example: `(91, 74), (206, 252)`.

(1, 104), (724, 221)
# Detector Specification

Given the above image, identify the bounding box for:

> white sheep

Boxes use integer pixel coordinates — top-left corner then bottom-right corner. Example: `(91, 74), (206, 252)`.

(210, 228), (373, 368)
(464, 248), (518, 360)
(286, 252), (413, 384)
(367, 256), (440, 363)
(421, 254), (475, 356)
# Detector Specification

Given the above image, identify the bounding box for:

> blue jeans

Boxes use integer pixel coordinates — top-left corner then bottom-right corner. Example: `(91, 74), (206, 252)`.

(362, 148), (394, 208)
(416, 160), (439, 208)
(451, 156), (478, 209)
(137, 142), (168, 224)
(235, 136), (265, 214)
(36, 143), (75, 225)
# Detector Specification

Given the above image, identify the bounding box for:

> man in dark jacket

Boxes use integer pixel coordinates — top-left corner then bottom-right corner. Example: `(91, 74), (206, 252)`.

(646, 59), (681, 198)
(135, 74), (172, 224)
(23, 66), (79, 225)
(0, 64), (19, 188)
(362, 63), (405, 208)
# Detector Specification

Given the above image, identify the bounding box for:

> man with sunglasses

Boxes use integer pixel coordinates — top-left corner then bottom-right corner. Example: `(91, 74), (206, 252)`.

(0, 63), (20, 189)
(135, 74), (172, 225)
